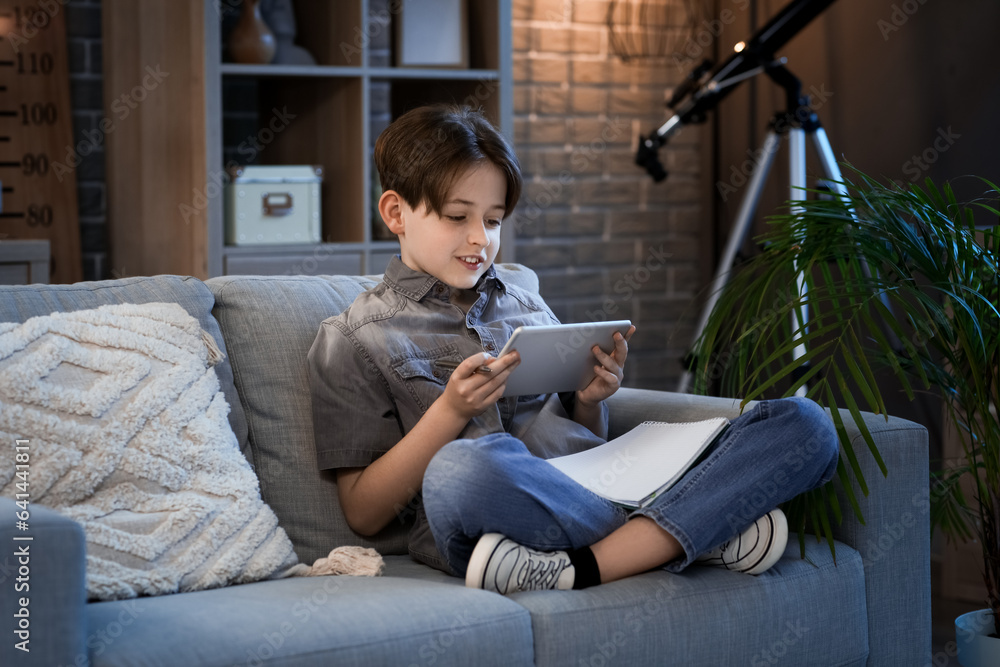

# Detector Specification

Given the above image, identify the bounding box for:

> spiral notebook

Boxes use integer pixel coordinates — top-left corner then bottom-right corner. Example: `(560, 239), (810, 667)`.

(546, 418), (730, 509)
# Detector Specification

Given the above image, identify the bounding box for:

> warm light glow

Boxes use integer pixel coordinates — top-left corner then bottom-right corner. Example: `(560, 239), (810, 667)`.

(734, 41), (746, 53)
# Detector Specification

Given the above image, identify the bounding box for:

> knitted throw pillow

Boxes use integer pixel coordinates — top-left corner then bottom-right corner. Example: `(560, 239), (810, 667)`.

(0, 302), (299, 600)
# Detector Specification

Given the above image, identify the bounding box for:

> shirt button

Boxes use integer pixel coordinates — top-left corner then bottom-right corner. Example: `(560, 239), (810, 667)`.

(484, 342), (495, 351)
(432, 370), (442, 378)
(435, 285), (446, 295)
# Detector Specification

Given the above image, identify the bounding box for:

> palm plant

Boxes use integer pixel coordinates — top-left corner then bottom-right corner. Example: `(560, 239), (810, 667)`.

(690, 169), (1000, 621)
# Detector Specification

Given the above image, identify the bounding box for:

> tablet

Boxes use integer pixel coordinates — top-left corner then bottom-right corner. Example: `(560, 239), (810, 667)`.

(497, 320), (633, 397)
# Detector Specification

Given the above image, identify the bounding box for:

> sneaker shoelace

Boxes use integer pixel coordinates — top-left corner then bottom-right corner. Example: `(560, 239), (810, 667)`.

(513, 550), (567, 591)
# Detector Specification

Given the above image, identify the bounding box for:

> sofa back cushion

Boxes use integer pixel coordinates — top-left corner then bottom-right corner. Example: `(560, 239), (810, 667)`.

(0, 276), (248, 454)
(206, 264), (540, 563)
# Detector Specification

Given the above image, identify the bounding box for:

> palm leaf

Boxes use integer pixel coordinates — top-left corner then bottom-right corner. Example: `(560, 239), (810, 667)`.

(690, 167), (1000, 567)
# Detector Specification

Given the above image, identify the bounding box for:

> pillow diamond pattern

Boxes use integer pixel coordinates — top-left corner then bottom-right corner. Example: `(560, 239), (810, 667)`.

(0, 302), (298, 600)
(10, 335), (149, 416)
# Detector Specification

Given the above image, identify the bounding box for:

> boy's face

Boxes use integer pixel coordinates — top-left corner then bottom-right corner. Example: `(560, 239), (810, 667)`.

(395, 163), (506, 289)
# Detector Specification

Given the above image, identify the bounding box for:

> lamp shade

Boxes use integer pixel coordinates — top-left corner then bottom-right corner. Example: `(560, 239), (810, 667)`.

(606, 0), (705, 62)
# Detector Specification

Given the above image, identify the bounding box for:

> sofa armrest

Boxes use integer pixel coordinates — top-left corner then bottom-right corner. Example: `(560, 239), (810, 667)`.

(606, 387), (746, 438)
(831, 409), (931, 666)
(0, 498), (87, 667)
(606, 387), (931, 665)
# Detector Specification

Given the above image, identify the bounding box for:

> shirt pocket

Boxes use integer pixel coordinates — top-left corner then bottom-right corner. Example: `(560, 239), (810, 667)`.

(390, 345), (461, 413)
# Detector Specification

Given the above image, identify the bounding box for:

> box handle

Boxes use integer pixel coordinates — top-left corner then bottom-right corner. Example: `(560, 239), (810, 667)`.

(262, 192), (294, 216)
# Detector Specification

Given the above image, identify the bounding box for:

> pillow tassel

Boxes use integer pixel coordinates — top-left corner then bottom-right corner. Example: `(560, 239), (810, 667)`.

(201, 330), (225, 366)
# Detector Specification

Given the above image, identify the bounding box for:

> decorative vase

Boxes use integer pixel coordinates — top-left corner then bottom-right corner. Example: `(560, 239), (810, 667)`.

(261, 0), (316, 65)
(228, 0), (276, 65)
(956, 610), (1000, 666)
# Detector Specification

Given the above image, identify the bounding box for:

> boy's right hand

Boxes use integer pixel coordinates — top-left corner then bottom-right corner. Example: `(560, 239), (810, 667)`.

(439, 351), (520, 420)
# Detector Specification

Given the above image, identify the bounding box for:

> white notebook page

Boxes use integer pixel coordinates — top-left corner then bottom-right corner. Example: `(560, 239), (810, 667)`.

(546, 418), (730, 507)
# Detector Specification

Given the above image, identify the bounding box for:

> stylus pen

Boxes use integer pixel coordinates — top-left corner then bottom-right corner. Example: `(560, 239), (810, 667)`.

(435, 359), (492, 374)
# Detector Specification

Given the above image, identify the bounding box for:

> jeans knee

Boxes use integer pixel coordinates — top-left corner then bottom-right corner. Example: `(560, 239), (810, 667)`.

(782, 397), (840, 481)
(778, 396), (821, 419)
(424, 439), (477, 501)
(424, 434), (520, 505)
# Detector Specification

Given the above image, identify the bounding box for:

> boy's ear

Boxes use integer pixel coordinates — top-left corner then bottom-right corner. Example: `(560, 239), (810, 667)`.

(378, 190), (406, 236)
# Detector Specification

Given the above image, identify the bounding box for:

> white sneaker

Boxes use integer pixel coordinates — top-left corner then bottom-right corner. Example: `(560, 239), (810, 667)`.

(695, 508), (788, 575)
(465, 533), (576, 594)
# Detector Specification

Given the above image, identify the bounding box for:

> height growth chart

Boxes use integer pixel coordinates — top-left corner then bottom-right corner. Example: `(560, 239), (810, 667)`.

(0, 3), (81, 283)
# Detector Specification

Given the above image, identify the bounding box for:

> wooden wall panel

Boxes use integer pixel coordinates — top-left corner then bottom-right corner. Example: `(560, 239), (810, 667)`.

(103, 0), (208, 278)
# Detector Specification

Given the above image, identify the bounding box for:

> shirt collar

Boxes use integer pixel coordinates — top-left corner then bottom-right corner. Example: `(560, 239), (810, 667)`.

(382, 255), (507, 301)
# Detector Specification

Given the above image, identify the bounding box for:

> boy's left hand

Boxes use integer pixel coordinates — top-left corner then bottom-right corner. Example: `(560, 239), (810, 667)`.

(576, 325), (636, 407)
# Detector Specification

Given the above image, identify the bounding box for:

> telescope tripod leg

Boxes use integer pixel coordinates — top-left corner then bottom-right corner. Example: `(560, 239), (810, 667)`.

(779, 125), (901, 397)
(788, 128), (809, 397)
(676, 123), (884, 394)
(677, 130), (783, 394)
(810, 128), (904, 353)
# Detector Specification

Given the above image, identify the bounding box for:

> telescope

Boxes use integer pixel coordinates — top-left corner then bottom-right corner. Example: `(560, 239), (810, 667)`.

(637, 0), (838, 182)
(640, 0), (892, 394)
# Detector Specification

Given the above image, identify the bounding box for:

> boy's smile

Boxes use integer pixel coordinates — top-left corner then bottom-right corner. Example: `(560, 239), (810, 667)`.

(391, 162), (507, 290)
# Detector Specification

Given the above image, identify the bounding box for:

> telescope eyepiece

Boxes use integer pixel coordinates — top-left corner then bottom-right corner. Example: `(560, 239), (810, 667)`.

(636, 135), (668, 182)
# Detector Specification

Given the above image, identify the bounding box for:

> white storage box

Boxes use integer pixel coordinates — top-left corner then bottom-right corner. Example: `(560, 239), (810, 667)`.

(225, 165), (323, 245)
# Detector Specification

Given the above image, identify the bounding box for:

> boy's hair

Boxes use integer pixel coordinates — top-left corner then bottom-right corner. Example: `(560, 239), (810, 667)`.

(374, 105), (522, 219)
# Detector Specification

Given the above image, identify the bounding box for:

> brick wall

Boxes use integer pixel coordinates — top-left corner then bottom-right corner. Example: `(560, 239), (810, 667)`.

(65, 0), (106, 282)
(511, 0), (707, 391)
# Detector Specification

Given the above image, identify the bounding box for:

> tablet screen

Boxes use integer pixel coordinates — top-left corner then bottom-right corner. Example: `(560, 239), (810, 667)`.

(497, 320), (633, 397)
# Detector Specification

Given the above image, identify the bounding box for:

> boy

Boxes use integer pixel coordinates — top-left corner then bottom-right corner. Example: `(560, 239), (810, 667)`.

(308, 104), (839, 594)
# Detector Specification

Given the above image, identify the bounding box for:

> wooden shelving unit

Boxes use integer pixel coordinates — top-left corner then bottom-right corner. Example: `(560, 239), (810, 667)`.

(103, 0), (512, 279)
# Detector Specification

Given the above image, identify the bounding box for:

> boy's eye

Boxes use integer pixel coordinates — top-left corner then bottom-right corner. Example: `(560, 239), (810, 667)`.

(443, 214), (501, 227)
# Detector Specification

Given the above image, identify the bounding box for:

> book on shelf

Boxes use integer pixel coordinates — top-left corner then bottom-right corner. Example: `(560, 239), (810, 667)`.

(546, 418), (730, 509)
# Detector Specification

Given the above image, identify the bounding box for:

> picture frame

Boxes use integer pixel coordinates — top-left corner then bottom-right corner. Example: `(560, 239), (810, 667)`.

(394, 0), (469, 68)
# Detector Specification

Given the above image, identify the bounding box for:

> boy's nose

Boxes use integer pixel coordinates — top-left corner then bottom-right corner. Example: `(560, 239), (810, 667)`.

(468, 222), (490, 247)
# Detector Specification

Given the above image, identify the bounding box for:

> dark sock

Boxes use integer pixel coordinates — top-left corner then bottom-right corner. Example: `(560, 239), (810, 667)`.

(566, 547), (600, 589)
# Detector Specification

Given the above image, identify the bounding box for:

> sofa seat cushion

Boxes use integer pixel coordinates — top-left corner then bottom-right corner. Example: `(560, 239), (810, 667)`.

(508, 539), (868, 667)
(85, 562), (533, 667)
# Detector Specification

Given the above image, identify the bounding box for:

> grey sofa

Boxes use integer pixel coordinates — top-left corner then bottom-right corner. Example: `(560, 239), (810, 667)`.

(0, 265), (931, 666)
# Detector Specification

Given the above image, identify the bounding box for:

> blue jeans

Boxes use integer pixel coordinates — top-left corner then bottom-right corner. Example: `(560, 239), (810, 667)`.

(423, 397), (840, 576)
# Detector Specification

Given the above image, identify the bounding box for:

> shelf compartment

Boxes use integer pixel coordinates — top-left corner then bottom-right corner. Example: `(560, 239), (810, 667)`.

(254, 77), (366, 244)
(382, 78), (503, 124)
(387, 0), (500, 71)
(467, 0), (501, 70)
(285, 0), (365, 67)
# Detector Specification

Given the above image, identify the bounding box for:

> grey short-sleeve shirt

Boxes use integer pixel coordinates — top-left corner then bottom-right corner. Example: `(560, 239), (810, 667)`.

(307, 256), (607, 570)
